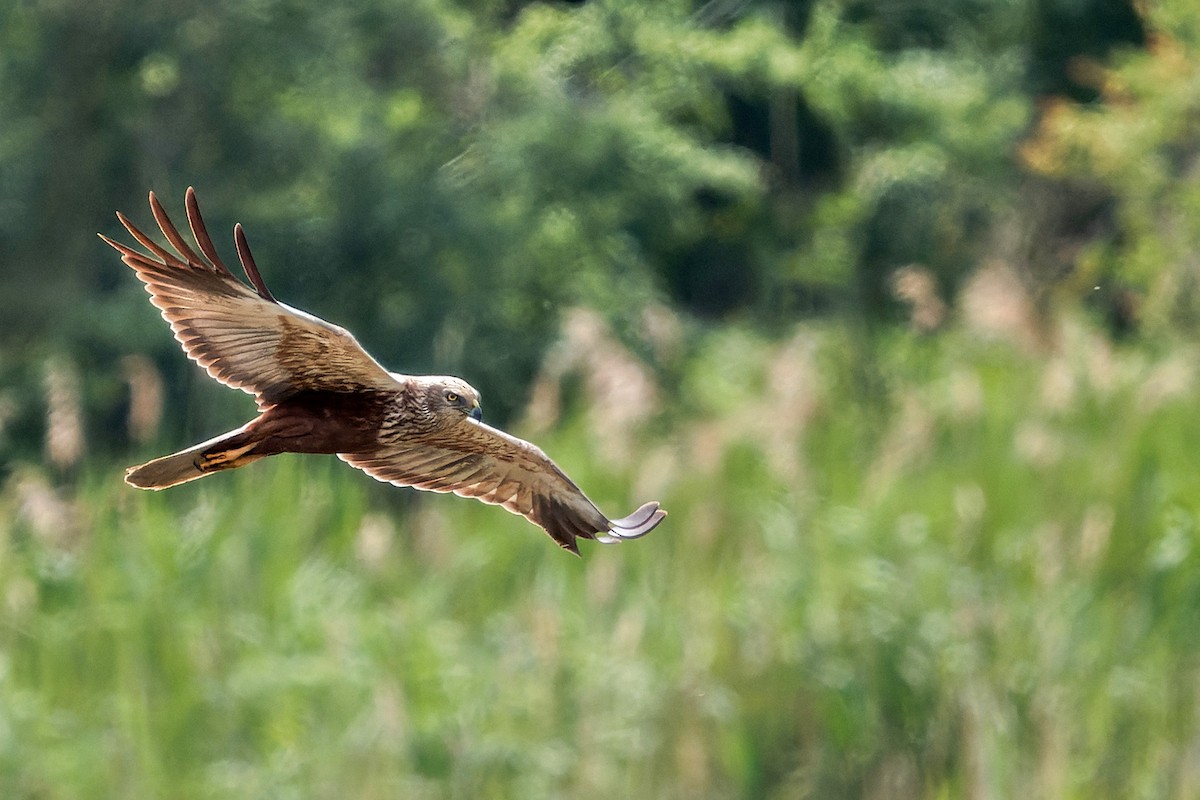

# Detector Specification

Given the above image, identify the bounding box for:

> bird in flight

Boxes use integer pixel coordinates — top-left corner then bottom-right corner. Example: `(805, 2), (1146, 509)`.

(100, 189), (665, 554)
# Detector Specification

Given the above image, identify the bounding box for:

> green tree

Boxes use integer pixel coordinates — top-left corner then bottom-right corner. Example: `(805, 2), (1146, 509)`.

(0, 0), (1153, 463)
(1022, 1), (1200, 332)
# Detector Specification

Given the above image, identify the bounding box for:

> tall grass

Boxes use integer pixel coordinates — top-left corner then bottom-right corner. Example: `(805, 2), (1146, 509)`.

(3, 316), (1200, 799)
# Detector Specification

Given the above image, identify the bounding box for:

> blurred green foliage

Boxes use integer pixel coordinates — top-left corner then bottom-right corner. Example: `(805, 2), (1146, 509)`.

(0, 0), (1153, 458)
(1023, 2), (1200, 331)
(5, 0), (1200, 797)
(5, 319), (1200, 798)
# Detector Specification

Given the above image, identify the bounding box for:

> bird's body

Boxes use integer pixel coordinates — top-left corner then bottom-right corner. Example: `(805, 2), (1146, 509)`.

(102, 189), (665, 554)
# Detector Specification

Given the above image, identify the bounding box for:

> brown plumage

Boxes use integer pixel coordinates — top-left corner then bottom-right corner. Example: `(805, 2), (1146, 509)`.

(101, 188), (665, 554)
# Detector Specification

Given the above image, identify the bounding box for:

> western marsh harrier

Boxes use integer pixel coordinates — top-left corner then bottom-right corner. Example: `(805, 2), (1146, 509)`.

(101, 189), (665, 554)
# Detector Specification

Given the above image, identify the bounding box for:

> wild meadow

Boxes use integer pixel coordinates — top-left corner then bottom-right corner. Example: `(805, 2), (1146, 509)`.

(5, 1), (1200, 797)
(4, 298), (1200, 799)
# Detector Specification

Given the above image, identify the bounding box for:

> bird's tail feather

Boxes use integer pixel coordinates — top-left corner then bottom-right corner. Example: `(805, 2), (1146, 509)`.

(125, 424), (262, 490)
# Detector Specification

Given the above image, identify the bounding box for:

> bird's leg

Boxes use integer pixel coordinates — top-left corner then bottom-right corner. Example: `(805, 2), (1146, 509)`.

(197, 441), (265, 472)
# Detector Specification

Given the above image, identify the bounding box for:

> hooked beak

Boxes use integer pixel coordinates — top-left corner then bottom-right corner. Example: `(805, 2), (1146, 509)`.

(469, 405), (483, 422)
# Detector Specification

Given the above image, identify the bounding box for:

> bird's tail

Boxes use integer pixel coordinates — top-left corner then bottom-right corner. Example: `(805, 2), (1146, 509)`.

(125, 424), (264, 490)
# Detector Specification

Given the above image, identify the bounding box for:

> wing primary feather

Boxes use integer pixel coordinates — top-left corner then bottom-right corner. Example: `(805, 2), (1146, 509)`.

(613, 501), (661, 529)
(184, 186), (236, 278)
(234, 223), (277, 302)
(148, 191), (206, 267)
(596, 502), (666, 543)
(98, 233), (145, 261)
(116, 210), (184, 267)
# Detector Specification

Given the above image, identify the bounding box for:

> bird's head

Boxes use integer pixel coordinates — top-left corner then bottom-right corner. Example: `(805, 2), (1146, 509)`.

(424, 376), (483, 422)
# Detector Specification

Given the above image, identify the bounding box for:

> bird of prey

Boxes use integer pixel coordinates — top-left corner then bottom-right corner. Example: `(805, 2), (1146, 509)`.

(100, 189), (665, 554)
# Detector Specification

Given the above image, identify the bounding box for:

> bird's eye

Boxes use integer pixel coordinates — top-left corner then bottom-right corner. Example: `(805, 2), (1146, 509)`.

(445, 391), (459, 403)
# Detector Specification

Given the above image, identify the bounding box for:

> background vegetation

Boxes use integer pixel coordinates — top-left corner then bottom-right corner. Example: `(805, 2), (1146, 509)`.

(2, 0), (1200, 797)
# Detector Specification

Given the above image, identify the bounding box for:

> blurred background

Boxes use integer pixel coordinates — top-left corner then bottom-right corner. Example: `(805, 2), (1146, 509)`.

(3, 0), (1200, 797)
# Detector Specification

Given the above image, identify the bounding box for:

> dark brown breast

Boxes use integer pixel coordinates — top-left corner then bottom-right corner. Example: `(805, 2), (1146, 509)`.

(253, 390), (393, 455)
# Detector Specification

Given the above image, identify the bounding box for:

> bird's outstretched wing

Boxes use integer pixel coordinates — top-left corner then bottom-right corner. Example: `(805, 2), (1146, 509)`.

(100, 188), (401, 406)
(339, 420), (666, 553)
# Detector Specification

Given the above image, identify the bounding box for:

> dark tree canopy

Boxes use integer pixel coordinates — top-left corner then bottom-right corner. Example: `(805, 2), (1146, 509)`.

(0, 0), (1169, 461)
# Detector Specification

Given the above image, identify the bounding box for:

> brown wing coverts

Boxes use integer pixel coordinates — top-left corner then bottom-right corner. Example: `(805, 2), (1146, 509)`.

(340, 420), (665, 553)
(100, 188), (399, 405)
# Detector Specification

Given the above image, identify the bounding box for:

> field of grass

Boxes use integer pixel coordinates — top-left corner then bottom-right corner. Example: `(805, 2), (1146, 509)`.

(3, 317), (1200, 799)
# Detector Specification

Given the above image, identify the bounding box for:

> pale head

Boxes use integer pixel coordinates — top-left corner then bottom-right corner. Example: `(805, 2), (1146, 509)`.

(418, 375), (483, 422)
